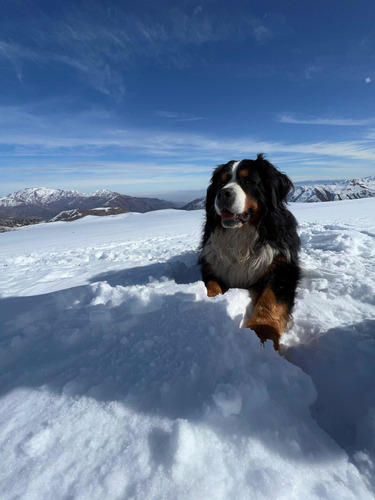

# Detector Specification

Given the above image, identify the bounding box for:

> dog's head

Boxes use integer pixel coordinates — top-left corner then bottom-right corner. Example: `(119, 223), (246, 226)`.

(206, 154), (293, 229)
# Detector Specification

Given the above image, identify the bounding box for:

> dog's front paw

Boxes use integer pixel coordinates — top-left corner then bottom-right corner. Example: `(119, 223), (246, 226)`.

(206, 280), (224, 297)
(245, 322), (281, 351)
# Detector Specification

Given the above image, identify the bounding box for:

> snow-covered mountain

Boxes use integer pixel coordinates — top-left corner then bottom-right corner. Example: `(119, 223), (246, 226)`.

(182, 197), (206, 210)
(0, 187), (177, 220)
(182, 175), (375, 209)
(289, 176), (375, 202)
(1, 201), (375, 498)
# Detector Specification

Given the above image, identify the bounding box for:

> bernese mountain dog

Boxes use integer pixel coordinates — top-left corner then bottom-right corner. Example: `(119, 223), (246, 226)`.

(199, 154), (300, 350)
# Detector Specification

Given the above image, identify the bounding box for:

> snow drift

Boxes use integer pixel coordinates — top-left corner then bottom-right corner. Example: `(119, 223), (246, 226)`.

(0, 201), (375, 499)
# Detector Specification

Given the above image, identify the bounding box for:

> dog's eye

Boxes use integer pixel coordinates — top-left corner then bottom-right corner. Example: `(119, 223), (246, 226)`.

(243, 176), (261, 186)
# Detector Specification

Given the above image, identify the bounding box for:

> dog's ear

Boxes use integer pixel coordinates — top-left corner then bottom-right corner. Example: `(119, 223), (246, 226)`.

(205, 164), (226, 213)
(201, 167), (222, 246)
(205, 171), (218, 213)
(272, 171), (294, 206)
(257, 153), (293, 208)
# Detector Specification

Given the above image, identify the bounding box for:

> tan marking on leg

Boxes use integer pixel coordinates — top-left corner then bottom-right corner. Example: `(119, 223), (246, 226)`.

(244, 287), (289, 350)
(206, 280), (224, 297)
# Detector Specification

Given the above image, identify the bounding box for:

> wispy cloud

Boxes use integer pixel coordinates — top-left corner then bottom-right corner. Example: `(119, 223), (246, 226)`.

(2, 113), (375, 162)
(252, 25), (273, 44)
(156, 111), (204, 122)
(304, 65), (321, 79)
(0, 4), (274, 97)
(2, 104), (375, 195)
(2, 131), (375, 195)
(278, 113), (375, 126)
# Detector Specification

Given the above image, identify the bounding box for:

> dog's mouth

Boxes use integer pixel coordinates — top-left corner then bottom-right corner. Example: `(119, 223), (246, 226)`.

(220, 208), (252, 226)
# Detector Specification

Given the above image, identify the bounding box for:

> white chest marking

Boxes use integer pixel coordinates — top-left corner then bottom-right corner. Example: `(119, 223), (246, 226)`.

(201, 226), (277, 289)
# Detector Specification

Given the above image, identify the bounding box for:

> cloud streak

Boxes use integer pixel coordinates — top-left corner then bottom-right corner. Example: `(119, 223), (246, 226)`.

(156, 111), (205, 122)
(278, 113), (375, 126)
(2, 103), (375, 166)
(2, 119), (375, 162)
(2, 126), (374, 196)
(0, 3), (273, 97)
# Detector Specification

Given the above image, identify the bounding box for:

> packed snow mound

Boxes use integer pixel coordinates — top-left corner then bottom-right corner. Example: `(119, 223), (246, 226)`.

(1, 202), (375, 499)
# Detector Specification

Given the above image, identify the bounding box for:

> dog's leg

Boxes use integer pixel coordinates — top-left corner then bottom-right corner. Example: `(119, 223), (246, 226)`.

(245, 260), (300, 350)
(200, 259), (228, 297)
(245, 287), (290, 350)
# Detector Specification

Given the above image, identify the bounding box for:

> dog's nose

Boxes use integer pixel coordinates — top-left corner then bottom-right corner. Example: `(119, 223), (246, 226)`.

(217, 188), (234, 200)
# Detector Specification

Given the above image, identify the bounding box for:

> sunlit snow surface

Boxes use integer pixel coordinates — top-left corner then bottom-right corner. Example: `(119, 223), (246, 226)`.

(1, 200), (375, 499)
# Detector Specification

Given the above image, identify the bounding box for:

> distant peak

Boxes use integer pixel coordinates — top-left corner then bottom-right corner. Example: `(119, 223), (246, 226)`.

(13, 187), (59, 196)
(92, 189), (115, 196)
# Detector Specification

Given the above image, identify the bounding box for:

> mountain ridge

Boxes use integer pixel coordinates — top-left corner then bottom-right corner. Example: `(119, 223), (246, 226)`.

(0, 187), (177, 220)
(2, 175), (375, 220)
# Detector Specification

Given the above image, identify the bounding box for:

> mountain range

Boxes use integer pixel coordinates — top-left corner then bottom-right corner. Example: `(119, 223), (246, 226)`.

(0, 187), (176, 220)
(1, 175), (375, 223)
(182, 175), (375, 209)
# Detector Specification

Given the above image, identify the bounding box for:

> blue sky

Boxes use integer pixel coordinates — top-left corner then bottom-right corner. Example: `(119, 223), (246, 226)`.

(1, 0), (375, 200)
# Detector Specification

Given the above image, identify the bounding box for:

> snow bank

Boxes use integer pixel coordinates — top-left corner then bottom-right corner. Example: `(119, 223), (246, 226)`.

(1, 201), (375, 499)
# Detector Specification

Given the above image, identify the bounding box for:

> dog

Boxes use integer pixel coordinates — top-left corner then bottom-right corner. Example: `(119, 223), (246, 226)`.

(199, 154), (300, 350)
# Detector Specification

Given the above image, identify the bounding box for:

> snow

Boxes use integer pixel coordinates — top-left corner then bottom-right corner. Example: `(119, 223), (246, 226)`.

(1, 200), (375, 499)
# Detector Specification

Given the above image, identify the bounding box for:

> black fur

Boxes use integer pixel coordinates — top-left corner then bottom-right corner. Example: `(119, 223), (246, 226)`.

(199, 154), (301, 349)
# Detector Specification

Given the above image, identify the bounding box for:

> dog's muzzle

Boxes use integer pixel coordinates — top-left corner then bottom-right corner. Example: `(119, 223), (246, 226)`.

(216, 187), (251, 228)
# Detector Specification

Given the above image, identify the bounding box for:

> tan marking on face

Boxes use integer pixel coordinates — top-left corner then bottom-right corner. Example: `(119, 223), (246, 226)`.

(221, 172), (228, 182)
(239, 169), (249, 178)
(244, 195), (259, 213)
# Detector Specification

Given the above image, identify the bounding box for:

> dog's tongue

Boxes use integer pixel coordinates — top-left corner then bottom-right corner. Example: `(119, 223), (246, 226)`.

(221, 209), (236, 220)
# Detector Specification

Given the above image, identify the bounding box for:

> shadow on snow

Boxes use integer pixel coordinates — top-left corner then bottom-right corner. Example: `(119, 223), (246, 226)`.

(1, 251), (374, 468)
